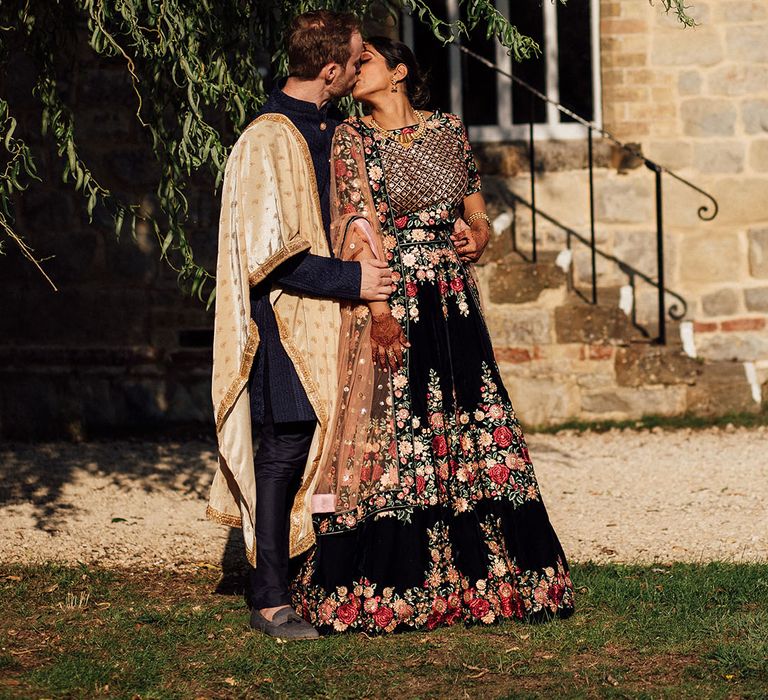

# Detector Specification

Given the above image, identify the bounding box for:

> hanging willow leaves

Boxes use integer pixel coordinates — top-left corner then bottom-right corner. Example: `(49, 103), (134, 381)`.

(0, 0), (696, 302)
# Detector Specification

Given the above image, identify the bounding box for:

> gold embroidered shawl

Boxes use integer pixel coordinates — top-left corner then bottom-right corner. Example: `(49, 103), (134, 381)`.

(208, 113), (341, 565)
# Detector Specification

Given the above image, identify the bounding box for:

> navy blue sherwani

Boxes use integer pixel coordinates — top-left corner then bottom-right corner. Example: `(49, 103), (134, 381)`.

(247, 85), (362, 610)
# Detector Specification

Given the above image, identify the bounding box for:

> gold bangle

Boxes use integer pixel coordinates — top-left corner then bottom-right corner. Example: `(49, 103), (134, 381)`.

(466, 211), (491, 227)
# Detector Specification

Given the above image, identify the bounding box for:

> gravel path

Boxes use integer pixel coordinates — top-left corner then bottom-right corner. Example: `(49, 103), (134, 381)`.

(1, 427), (766, 571)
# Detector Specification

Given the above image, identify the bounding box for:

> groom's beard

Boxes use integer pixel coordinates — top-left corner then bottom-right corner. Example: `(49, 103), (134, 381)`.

(327, 72), (357, 99)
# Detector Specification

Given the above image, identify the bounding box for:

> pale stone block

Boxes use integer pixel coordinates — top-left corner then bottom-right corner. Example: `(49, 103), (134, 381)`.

(701, 287), (741, 316)
(581, 386), (687, 418)
(484, 306), (553, 346)
(595, 174), (653, 224)
(652, 29), (723, 66)
(710, 178), (768, 224)
(661, 175), (721, 227)
(678, 230), (744, 283)
(612, 229), (660, 279)
(525, 171), (592, 228)
(749, 227), (768, 277)
(677, 70), (702, 96)
(696, 332), (768, 362)
(742, 99), (768, 134)
(726, 25), (768, 62)
(648, 141), (693, 170)
(707, 64), (768, 97)
(693, 141), (745, 174)
(501, 374), (580, 427)
(744, 287), (768, 311)
(681, 99), (736, 136)
(749, 140), (768, 172)
(572, 248), (622, 287)
(717, 1), (767, 22)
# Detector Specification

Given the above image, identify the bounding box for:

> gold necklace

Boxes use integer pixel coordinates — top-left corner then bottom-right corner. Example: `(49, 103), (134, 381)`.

(370, 109), (427, 149)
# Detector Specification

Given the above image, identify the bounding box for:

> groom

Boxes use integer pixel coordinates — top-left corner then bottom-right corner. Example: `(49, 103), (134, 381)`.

(209, 11), (392, 640)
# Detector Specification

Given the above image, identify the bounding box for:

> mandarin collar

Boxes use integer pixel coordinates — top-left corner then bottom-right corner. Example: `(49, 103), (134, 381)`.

(271, 79), (330, 120)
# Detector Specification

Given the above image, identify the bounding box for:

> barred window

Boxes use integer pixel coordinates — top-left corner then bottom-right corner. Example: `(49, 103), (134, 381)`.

(401, 0), (601, 142)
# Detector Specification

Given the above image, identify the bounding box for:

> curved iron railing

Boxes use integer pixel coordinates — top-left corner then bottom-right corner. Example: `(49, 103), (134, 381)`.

(457, 44), (720, 344)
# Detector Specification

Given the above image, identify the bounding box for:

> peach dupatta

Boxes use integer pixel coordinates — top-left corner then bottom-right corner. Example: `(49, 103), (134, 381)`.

(312, 123), (400, 528)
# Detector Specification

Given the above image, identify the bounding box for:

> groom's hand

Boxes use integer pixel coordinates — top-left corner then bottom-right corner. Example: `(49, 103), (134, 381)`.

(359, 259), (393, 301)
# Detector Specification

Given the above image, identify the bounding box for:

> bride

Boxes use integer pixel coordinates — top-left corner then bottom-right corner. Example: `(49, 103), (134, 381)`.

(291, 36), (574, 633)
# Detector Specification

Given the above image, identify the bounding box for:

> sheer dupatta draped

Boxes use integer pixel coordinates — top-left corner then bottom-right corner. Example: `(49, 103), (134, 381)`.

(312, 123), (400, 528)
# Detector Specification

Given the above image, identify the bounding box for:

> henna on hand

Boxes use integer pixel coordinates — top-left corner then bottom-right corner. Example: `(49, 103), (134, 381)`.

(370, 312), (409, 371)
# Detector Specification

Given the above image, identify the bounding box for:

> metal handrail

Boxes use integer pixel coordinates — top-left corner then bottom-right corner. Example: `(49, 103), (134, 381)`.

(456, 43), (720, 344)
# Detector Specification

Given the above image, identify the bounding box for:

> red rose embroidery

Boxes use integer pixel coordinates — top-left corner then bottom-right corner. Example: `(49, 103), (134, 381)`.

(406, 281), (418, 297)
(450, 277), (464, 292)
(394, 215), (409, 229)
(550, 583), (564, 606)
(500, 596), (515, 617)
(334, 159), (347, 178)
(343, 203), (356, 214)
(469, 597), (490, 618)
(488, 463), (510, 485)
(438, 280), (450, 295)
(373, 606), (394, 628)
(336, 602), (359, 625)
(432, 435), (448, 457)
(444, 605), (462, 625)
(416, 475), (426, 493)
(493, 426), (513, 448)
(426, 611), (443, 630)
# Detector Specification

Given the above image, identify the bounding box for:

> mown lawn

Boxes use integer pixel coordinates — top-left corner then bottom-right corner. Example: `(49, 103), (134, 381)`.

(1, 562), (766, 699)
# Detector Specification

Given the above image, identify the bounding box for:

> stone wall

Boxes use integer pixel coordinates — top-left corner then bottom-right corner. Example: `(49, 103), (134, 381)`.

(1, 4), (766, 437)
(599, 0), (768, 356)
(471, 0), (768, 424)
(0, 47), (216, 439)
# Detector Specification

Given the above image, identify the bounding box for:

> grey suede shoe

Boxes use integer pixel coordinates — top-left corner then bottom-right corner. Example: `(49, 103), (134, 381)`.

(249, 606), (320, 640)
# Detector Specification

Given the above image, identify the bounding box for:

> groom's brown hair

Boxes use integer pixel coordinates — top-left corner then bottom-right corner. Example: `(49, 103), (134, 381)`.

(287, 11), (361, 80)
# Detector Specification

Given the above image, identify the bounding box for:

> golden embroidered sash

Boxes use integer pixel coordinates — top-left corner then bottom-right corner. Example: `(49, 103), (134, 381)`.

(208, 113), (341, 564)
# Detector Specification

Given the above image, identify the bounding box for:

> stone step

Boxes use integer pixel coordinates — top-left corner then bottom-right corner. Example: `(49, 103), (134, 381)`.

(554, 302), (645, 344)
(486, 253), (567, 304)
(493, 340), (764, 426)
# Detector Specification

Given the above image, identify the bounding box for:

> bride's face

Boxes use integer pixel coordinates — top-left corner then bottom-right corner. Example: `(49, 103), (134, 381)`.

(352, 44), (398, 103)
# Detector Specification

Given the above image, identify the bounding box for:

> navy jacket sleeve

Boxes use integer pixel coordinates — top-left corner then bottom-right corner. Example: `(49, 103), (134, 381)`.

(272, 251), (362, 301)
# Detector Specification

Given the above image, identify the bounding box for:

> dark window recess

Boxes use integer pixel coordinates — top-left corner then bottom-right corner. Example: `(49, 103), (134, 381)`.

(557, 0), (594, 122)
(511, 2), (547, 124)
(410, 0), (452, 113)
(460, 11), (498, 126)
(178, 329), (214, 348)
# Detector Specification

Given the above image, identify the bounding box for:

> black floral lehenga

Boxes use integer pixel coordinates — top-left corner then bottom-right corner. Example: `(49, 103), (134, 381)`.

(291, 110), (574, 633)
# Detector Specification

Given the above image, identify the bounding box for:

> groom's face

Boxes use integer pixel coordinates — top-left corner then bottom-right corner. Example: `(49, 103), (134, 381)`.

(327, 31), (364, 99)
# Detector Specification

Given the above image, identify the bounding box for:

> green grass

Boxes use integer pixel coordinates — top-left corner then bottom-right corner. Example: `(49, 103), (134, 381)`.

(531, 409), (768, 434)
(1, 562), (767, 699)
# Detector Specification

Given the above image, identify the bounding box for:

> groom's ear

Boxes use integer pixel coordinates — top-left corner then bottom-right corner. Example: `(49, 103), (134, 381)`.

(321, 61), (341, 84)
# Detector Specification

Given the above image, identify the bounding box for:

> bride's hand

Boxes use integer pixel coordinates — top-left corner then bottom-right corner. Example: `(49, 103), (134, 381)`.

(370, 311), (410, 371)
(451, 217), (490, 263)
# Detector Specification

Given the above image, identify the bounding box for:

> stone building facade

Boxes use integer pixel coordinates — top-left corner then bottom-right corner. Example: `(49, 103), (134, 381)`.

(467, 0), (768, 424)
(0, 1), (766, 438)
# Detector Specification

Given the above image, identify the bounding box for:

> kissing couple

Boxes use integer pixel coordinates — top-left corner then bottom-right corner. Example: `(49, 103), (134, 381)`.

(209, 10), (574, 639)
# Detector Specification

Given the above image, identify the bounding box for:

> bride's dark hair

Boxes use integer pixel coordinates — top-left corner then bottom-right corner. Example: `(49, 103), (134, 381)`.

(365, 36), (430, 108)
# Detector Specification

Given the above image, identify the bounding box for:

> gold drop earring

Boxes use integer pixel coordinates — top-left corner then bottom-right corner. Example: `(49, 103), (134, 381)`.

(391, 78), (398, 93)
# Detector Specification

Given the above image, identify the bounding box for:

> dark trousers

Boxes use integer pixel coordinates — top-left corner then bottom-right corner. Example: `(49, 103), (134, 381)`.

(248, 395), (316, 610)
